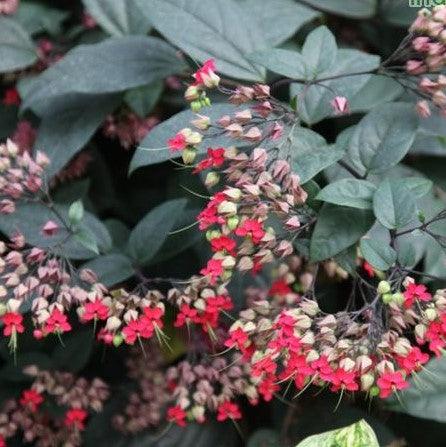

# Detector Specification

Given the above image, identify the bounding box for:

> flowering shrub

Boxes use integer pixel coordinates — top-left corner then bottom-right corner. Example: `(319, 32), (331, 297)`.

(1, 1), (446, 446)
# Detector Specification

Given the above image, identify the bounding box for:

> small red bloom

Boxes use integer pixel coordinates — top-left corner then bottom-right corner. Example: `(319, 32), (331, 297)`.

(122, 316), (154, 344)
(363, 261), (375, 278)
(258, 376), (279, 402)
(45, 308), (71, 334)
(64, 408), (88, 430)
(200, 258), (224, 284)
(216, 401), (241, 421)
(251, 356), (277, 378)
(167, 405), (187, 427)
(174, 304), (198, 328)
(82, 299), (109, 322)
(2, 312), (24, 337)
(0, 435), (5, 447)
(329, 368), (358, 392)
(210, 236), (236, 254)
(225, 327), (249, 351)
(3, 88), (20, 106)
(20, 389), (44, 412)
(269, 279), (292, 297)
(404, 283), (432, 308)
(192, 59), (219, 87)
(396, 347), (429, 373)
(168, 132), (187, 152)
(235, 219), (265, 244)
(377, 371), (409, 398)
(311, 356), (334, 382)
(193, 148), (226, 173)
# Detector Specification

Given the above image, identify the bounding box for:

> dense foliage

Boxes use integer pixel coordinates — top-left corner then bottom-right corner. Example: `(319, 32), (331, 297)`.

(0, 0), (446, 446)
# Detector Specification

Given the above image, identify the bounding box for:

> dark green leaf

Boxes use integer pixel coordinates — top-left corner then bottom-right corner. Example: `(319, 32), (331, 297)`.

(127, 198), (188, 265)
(379, 0), (417, 26)
(74, 229), (100, 255)
(134, 0), (266, 81)
(124, 81), (163, 117)
(310, 204), (375, 261)
(301, 26), (337, 77)
(82, 253), (134, 287)
(248, 48), (307, 79)
(348, 103), (419, 175)
(52, 329), (94, 372)
(316, 179), (376, 209)
(0, 352), (53, 382)
(301, 0), (377, 18)
(247, 429), (281, 447)
(82, 0), (151, 36)
(0, 17), (37, 73)
(360, 238), (397, 270)
(373, 178), (417, 229)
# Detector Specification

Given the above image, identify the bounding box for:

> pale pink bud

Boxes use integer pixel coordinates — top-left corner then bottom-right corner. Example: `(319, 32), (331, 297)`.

(406, 59), (426, 75)
(217, 115), (231, 127)
(413, 36), (431, 52)
(253, 84), (270, 98)
(191, 114), (211, 130)
(252, 101), (273, 118)
(234, 109), (252, 124)
(271, 122), (283, 140)
(330, 96), (349, 115)
(225, 123), (243, 138)
(416, 100), (431, 118)
(244, 126), (262, 143)
(41, 220), (59, 237)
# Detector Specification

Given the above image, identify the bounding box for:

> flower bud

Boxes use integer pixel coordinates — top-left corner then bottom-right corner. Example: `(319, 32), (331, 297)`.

(182, 148), (197, 164)
(227, 216), (240, 230)
(206, 230), (221, 241)
(392, 292), (405, 306)
(106, 316), (121, 331)
(205, 171), (220, 187)
(415, 323), (427, 341)
(191, 100), (202, 112)
(222, 256), (236, 269)
(0, 303), (6, 316)
(224, 187), (242, 201)
(382, 293), (393, 304)
(191, 114), (211, 130)
(425, 307), (438, 321)
(185, 85), (200, 102)
(217, 200), (237, 215)
(113, 334), (124, 347)
(378, 281), (391, 295)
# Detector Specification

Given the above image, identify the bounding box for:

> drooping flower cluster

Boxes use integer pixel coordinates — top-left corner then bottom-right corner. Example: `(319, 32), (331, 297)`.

(226, 273), (444, 401)
(103, 111), (160, 150)
(0, 140), (49, 215)
(0, 367), (109, 446)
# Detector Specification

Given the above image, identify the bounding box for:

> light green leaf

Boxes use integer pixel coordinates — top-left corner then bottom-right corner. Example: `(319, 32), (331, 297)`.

(399, 177), (433, 198)
(22, 36), (185, 113)
(82, 0), (151, 36)
(242, 0), (318, 46)
(127, 199), (188, 265)
(134, 0), (266, 81)
(373, 178), (417, 229)
(301, 0), (377, 19)
(316, 179), (376, 209)
(0, 17), (37, 73)
(302, 25), (337, 77)
(348, 103), (419, 175)
(248, 48), (307, 79)
(68, 200), (84, 226)
(310, 204), (375, 261)
(360, 238), (397, 270)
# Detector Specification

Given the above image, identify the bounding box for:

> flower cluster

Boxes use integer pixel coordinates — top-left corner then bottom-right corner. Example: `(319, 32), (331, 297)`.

(405, 6), (446, 117)
(226, 273), (444, 401)
(0, 0), (18, 15)
(0, 367), (109, 446)
(0, 140), (49, 215)
(103, 111), (160, 150)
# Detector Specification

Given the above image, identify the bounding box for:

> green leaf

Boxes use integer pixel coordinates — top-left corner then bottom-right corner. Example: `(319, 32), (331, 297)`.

(34, 93), (121, 179)
(291, 128), (345, 184)
(302, 26), (337, 77)
(105, 219), (130, 250)
(399, 177), (433, 198)
(387, 356), (446, 423)
(82, 253), (134, 287)
(124, 81), (163, 117)
(360, 238), (397, 270)
(52, 329), (94, 373)
(127, 198), (188, 265)
(82, 0), (151, 36)
(68, 200), (85, 226)
(316, 179), (376, 209)
(242, 0), (318, 46)
(129, 103), (238, 173)
(334, 245), (358, 274)
(248, 48), (307, 79)
(379, 0), (417, 27)
(14, 1), (69, 36)
(247, 429), (281, 447)
(291, 50), (380, 125)
(310, 204), (375, 261)
(0, 201), (111, 260)
(74, 229), (100, 255)
(296, 419), (379, 447)
(134, 0), (266, 81)
(348, 103), (419, 175)
(22, 36), (185, 113)
(0, 17), (37, 73)
(373, 178), (417, 229)
(301, 0), (377, 19)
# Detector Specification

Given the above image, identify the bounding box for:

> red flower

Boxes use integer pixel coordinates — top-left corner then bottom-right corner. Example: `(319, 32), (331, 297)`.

(64, 408), (88, 430)
(216, 401), (241, 421)
(311, 356), (334, 382)
(396, 347), (429, 373)
(143, 306), (164, 328)
(192, 59), (219, 87)
(252, 356), (277, 377)
(258, 376), (279, 402)
(377, 371), (409, 398)
(329, 368), (358, 392)
(3, 88), (20, 106)
(225, 327), (249, 351)
(44, 308), (71, 334)
(363, 261), (375, 278)
(235, 219), (265, 244)
(168, 132), (187, 152)
(404, 283), (432, 308)
(193, 148), (225, 173)
(82, 299), (109, 322)
(2, 312), (24, 337)
(210, 236), (236, 254)
(269, 280), (292, 297)
(20, 389), (44, 412)
(167, 405), (187, 427)
(174, 304), (198, 328)
(0, 435), (5, 447)
(200, 258), (224, 284)
(122, 316), (154, 344)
